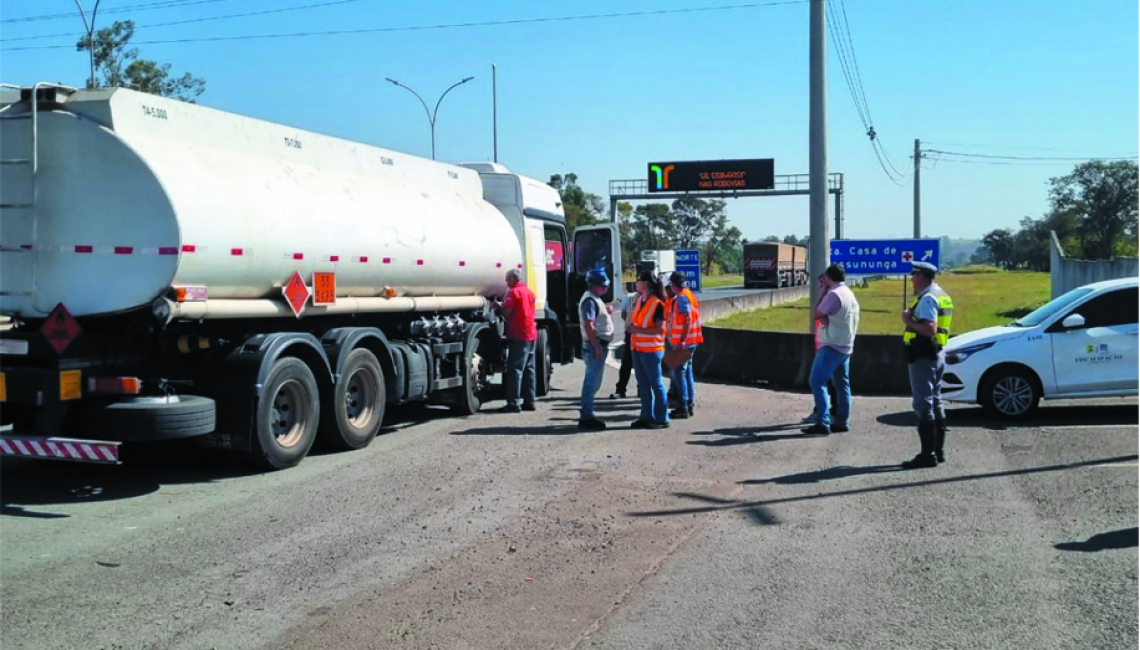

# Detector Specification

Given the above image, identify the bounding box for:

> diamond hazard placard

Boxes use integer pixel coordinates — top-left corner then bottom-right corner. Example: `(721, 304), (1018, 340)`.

(312, 272), (336, 306)
(282, 272), (310, 318)
(40, 303), (82, 355)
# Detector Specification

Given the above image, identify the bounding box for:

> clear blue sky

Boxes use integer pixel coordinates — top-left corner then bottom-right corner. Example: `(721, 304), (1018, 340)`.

(3, 0), (1137, 240)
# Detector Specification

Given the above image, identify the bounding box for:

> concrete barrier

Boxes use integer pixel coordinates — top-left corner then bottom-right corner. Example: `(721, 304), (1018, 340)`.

(699, 285), (809, 323)
(693, 326), (912, 394)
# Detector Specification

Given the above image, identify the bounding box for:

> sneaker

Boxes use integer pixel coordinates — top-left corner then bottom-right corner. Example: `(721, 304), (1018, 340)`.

(669, 409), (690, 420)
(801, 423), (831, 435)
(830, 424), (849, 434)
(497, 404), (521, 414)
(630, 419), (653, 429)
(609, 391), (627, 399)
(521, 404), (537, 412)
(800, 411), (818, 423)
(648, 421), (670, 430)
(578, 418), (607, 431)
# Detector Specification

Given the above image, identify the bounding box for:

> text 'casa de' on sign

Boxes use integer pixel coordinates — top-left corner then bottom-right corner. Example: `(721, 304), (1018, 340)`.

(829, 239), (941, 275)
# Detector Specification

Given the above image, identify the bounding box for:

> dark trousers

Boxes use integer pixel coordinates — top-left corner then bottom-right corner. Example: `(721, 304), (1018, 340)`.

(615, 331), (633, 395)
(505, 339), (536, 407)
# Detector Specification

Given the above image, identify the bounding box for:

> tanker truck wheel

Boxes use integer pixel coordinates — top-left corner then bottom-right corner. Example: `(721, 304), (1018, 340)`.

(535, 329), (553, 397)
(453, 333), (491, 416)
(319, 348), (386, 451)
(249, 357), (320, 470)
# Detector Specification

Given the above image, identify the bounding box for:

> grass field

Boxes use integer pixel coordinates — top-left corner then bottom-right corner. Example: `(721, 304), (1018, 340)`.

(711, 270), (1051, 335)
(702, 274), (744, 289)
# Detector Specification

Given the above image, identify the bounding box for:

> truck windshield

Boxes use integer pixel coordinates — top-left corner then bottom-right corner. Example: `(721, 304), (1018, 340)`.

(1013, 287), (1094, 327)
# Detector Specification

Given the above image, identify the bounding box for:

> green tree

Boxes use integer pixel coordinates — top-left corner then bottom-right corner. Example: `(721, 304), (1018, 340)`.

(1047, 160), (1138, 260)
(763, 235), (781, 242)
(670, 197), (726, 249)
(77, 21), (205, 102)
(980, 229), (1016, 269)
(548, 173), (605, 233)
(702, 212), (743, 274)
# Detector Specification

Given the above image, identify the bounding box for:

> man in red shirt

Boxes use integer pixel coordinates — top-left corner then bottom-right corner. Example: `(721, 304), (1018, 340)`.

(495, 268), (538, 413)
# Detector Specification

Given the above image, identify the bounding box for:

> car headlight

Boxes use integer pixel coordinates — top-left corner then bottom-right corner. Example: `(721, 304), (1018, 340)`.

(945, 341), (994, 365)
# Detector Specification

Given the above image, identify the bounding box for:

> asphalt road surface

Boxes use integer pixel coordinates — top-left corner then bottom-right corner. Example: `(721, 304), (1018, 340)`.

(2, 361), (1136, 650)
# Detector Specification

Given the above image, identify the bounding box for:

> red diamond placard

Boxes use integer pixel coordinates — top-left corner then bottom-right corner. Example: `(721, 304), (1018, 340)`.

(282, 272), (310, 318)
(40, 303), (82, 355)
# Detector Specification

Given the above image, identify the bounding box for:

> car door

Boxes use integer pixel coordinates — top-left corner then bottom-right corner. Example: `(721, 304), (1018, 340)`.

(1049, 287), (1139, 393)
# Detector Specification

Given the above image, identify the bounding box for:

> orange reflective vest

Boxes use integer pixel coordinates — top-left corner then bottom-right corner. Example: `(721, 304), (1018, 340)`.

(667, 288), (704, 346)
(630, 295), (666, 353)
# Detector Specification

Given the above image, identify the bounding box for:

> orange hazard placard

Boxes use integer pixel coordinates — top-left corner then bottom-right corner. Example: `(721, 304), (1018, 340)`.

(312, 272), (336, 306)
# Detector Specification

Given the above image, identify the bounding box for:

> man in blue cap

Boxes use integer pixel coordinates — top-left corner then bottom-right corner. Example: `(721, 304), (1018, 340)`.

(578, 268), (614, 431)
(900, 261), (954, 469)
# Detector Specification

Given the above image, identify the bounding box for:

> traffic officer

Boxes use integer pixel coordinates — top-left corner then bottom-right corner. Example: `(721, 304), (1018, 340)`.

(665, 271), (703, 419)
(900, 261), (953, 469)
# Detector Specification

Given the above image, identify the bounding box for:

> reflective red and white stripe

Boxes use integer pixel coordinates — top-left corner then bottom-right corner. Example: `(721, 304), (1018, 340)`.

(0, 436), (120, 464)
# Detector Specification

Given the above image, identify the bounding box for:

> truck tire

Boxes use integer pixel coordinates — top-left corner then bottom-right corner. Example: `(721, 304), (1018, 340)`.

(535, 329), (553, 397)
(452, 332), (491, 416)
(249, 357), (320, 470)
(83, 396), (216, 441)
(980, 367), (1040, 420)
(319, 348), (385, 451)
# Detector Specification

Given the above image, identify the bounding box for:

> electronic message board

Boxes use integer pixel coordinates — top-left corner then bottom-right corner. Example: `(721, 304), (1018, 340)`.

(647, 159), (775, 193)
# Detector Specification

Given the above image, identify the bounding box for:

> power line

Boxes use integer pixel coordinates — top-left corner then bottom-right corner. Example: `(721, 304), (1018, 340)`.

(922, 140), (1122, 153)
(1, 0), (238, 25)
(926, 149), (1139, 162)
(824, 0), (909, 186)
(2, 0), (374, 43)
(1, 1), (809, 51)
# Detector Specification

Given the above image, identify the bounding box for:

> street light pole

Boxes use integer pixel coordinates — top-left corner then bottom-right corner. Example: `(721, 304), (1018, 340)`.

(74, 0), (102, 89)
(385, 76), (474, 160)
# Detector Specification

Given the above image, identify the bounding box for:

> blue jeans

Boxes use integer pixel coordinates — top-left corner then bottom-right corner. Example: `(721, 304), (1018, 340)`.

(633, 350), (669, 424)
(505, 339), (536, 407)
(669, 344), (698, 406)
(809, 346), (851, 427)
(580, 342), (608, 420)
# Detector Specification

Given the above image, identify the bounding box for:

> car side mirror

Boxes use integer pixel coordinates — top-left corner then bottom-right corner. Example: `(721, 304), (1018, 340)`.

(1062, 313), (1086, 328)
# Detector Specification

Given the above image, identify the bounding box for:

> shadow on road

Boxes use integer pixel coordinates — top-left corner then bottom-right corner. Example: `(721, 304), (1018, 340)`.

(630, 454), (1140, 525)
(451, 424), (584, 436)
(1055, 528), (1139, 552)
(876, 403), (1138, 431)
(740, 464), (902, 485)
(0, 403), (458, 519)
(687, 423), (827, 447)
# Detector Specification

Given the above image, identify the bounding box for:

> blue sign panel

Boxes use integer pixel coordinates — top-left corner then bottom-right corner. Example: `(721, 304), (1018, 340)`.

(675, 249), (702, 293)
(830, 239), (940, 275)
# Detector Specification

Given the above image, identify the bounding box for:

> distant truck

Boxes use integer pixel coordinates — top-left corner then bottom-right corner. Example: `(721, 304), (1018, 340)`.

(743, 242), (807, 288)
(0, 84), (623, 470)
(637, 250), (676, 280)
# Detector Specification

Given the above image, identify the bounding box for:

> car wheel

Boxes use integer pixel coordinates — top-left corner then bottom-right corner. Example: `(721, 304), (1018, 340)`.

(980, 367), (1040, 419)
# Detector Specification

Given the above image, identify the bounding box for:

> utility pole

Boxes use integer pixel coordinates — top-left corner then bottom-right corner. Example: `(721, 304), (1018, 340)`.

(913, 138), (921, 238)
(807, 0), (829, 333)
(492, 64), (498, 163)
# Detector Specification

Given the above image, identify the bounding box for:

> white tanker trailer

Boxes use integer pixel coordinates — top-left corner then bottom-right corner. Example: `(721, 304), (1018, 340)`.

(0, 84), (622, 469)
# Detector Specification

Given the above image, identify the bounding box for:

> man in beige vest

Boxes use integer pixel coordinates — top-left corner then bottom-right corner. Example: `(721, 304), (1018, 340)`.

(803, 264), (861, 435)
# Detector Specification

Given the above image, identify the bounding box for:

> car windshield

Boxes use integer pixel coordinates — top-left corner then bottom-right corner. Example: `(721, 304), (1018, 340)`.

(1013, 287), (1095, 327)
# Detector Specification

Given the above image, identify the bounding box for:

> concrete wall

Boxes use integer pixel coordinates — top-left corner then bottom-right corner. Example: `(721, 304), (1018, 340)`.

(693, 326), (912, 394)
(700, 285), (809, 323)
(1050, 230), (1139, 299)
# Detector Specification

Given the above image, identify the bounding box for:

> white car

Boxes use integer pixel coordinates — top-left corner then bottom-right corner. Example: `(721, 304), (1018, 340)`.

(941, 276), (1139, 418)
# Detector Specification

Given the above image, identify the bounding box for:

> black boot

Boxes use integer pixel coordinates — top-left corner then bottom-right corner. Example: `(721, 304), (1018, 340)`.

(901, 420), (938, 469)
(933, 415), (948, 463)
